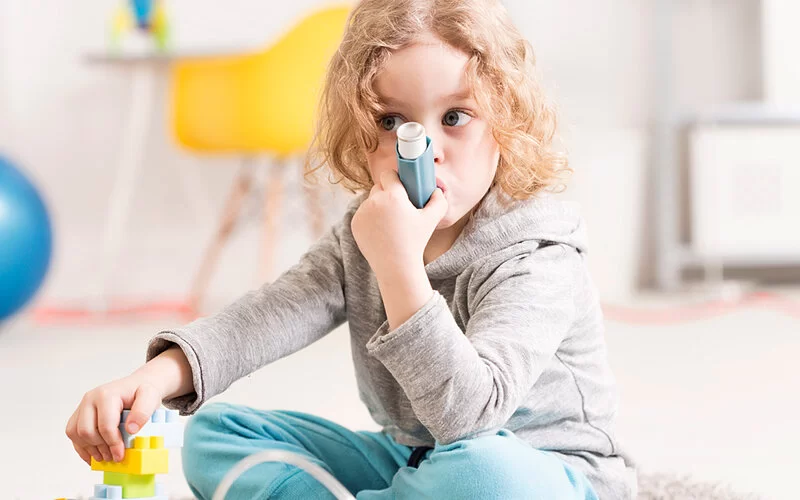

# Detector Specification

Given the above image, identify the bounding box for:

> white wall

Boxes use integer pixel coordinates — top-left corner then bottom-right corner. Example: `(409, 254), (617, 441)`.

(0, 0), (766, 306)
(762, 0), (800, 105)
(0, 0), (341, 308)
(0, 0), (12, 146)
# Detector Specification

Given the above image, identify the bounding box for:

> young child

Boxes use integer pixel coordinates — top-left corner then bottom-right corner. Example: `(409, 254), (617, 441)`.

(66, 0), (637, 498)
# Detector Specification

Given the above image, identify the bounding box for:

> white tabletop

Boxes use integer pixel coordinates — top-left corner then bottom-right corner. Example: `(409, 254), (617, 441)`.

(84, 47), (251, 65)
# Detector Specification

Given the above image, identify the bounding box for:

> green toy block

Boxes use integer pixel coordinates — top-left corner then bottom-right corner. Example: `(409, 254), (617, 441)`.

(103, 471), (156, 498)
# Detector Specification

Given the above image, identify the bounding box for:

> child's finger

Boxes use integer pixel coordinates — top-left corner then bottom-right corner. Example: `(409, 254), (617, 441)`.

(97, 442), (113, 463)
(76, 403), (101, 449)
(86, 444), (103, 464)
(86, 405), (113, 462)
(109, 440), (126, 464)
(380, 169), (403, 193)
(422, 188), (448, 219)
(72, 442), (92, 466)
(96, 400), (125, 461)
(65, 409), (79, 441)
(126, 384), (161, 434)
(66, 410), (96, 463)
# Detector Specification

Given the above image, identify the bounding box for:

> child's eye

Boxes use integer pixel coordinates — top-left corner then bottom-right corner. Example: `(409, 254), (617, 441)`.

(378, 115), (405, 132)
(442, 110), (472, 127)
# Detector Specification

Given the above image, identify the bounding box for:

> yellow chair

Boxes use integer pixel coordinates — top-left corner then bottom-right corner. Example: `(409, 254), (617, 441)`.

(170, 5), (350, 312)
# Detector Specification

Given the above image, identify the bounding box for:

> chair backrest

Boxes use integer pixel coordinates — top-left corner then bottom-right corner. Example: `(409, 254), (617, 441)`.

(170, 5), (350, 156)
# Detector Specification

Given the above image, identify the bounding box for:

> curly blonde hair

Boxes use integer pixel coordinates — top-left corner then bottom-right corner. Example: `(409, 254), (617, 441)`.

(304, 0), (569, 199)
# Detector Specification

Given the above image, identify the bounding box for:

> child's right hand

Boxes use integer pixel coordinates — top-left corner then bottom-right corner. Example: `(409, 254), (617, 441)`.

(65, 376), (163, 465)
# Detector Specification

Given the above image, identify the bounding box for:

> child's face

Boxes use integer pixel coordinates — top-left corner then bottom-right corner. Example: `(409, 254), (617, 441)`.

(367, 33), (500, 230)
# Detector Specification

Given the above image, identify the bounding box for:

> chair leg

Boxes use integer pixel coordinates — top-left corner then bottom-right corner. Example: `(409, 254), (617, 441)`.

(303, 180), (327, 241)
(259, 157), (285, 283)
(96, 65), (156, 312)
(188, 159), (253, 314)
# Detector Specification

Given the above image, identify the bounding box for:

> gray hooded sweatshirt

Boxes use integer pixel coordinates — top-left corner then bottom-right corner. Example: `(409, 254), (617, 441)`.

(147, 186), (638, 499)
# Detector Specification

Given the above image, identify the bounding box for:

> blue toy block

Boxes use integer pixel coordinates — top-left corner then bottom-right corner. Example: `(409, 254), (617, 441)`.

(119, 408), (183, 448)
(90, 482), (167, 500)
(90, 484), (122, 499)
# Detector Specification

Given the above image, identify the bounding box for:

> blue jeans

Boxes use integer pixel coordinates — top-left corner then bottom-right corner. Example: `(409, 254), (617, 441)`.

(183, 403), (599, 500)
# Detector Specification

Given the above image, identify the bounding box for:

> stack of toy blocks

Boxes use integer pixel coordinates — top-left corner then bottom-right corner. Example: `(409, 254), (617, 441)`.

(88, 409), (183, 500)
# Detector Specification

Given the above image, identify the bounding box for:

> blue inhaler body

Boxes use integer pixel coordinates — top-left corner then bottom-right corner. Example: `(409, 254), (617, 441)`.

(396, 122), (436, 208)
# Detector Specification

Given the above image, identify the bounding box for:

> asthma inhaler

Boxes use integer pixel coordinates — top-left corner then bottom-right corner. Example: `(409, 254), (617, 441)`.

(396, 122), (436, 208)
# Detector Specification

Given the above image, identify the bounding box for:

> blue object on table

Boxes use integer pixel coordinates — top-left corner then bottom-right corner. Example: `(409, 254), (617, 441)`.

(130, 0), (155, 28)
(0, 156), (53, 322)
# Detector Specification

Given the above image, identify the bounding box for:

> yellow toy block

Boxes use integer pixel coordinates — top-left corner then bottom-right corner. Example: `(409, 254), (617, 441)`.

(91, 436), (168, 475)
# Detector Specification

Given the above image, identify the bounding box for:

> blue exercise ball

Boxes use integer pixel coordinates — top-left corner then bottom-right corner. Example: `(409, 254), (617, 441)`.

(0, 156), (53, 321)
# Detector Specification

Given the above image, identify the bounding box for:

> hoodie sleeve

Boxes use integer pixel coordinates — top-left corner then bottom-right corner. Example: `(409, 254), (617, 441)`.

(147, 218), (349, 415)
(365, 243), (579, 444)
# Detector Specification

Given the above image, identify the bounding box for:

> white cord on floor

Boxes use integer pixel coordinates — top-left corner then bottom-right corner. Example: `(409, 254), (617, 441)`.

(212, 449), (356, 500)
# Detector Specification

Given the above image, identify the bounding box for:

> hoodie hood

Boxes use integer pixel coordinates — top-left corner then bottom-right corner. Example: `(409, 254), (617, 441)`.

(425, 185), (588, 280)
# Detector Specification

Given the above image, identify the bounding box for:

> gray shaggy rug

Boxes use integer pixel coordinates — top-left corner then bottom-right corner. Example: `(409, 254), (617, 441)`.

(637, 471), (765, 500)
(85, 471), (769, 499)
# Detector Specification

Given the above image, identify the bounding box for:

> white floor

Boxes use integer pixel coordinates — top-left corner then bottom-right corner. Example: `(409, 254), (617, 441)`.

(1, 294), (798, 499)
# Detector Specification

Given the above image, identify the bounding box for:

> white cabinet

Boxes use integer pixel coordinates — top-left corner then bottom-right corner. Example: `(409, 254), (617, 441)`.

(689, 125), (800, 262)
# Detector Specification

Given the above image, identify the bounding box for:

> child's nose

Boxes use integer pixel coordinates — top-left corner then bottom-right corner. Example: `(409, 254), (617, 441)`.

(433, 142), (444, 164)
(426, 129), (445, 164)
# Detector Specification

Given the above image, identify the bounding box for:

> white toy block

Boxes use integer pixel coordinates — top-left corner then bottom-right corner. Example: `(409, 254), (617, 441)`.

(119, 408), (183, 448)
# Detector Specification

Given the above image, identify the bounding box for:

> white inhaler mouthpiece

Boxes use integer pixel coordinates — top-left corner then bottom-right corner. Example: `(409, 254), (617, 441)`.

(397, 122), (427, 160)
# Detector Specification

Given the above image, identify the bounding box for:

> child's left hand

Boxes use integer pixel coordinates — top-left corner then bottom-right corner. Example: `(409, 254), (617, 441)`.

(351, 170), (448, 278)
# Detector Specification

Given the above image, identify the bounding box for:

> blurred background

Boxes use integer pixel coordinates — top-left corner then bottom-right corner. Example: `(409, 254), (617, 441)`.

(1, 0), (798, 499)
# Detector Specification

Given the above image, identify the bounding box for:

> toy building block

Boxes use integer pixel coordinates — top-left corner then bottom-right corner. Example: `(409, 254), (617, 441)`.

(89, 484), (123, 499)
(90, 483), (167, 500)
(91, 436), (168, 475)
(120, 408), (183, 448)
(103, 471), (155, 498)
